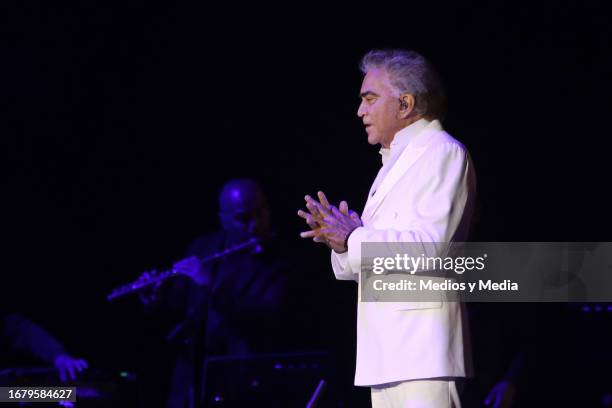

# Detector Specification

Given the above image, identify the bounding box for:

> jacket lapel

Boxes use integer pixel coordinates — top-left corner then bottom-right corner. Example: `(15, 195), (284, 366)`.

(361, 120), (442, 223)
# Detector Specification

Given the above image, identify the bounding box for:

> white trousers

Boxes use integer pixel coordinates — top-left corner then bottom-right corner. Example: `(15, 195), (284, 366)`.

(370, 379), (461, 408)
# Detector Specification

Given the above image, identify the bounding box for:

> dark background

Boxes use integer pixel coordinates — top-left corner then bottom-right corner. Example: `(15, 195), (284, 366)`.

(1, 0), (611, 406)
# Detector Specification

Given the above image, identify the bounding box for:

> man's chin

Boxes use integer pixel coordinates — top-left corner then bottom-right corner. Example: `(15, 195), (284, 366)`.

(367, 133), (379, 145)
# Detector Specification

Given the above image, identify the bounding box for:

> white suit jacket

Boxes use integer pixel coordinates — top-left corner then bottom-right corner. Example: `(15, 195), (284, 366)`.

(331, 119), (476, 386)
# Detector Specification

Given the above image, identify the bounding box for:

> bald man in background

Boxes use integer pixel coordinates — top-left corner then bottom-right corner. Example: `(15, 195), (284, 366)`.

(141, 178), (288, 408)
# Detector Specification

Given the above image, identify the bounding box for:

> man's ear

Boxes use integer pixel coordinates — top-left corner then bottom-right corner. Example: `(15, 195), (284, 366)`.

(398, 94), (416, 119)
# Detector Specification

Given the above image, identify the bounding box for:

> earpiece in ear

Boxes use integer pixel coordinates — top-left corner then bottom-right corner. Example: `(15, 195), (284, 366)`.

(399, 99), (408, 110)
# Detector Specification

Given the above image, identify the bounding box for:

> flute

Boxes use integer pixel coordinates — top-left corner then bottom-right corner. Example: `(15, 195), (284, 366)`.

(106, 238), (261, 301)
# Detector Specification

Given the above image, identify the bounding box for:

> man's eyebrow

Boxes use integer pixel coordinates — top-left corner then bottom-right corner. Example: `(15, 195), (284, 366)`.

(359, 91), (378, 98)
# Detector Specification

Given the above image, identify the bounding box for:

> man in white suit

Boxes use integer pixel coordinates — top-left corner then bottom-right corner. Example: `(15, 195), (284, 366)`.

(298, 49), (476, 408)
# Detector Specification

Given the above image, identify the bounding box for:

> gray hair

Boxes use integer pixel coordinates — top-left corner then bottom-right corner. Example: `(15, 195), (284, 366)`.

(359, 49), (447, 120)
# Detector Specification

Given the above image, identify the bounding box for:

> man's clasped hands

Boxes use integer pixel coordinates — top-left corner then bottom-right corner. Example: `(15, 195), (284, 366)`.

(297, 191), (363, 254)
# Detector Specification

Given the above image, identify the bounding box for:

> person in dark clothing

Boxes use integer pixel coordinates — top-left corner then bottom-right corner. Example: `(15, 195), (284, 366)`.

(141, 178), (289, 408)
(1, 313), (88, 382)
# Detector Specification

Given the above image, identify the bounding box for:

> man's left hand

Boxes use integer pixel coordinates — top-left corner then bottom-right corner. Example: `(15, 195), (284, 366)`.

(298, 191), (362, 253)
(173, 256), (211, 286)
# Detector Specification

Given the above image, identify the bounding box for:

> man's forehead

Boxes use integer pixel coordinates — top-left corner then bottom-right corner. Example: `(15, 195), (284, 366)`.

(360, 68), (391, 93)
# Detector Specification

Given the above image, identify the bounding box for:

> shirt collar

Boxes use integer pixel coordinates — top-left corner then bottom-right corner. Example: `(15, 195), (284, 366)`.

(378, 118), (431, 165)
(378, 147), (391, 165)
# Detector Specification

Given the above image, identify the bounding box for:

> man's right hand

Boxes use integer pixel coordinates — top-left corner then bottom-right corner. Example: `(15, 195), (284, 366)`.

(298, 191), (362, 253)
(136, 271), (162, 305)
(173, 256), (211, 286)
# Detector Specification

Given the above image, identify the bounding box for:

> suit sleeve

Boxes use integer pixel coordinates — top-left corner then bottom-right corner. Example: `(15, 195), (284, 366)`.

(331, 250), (358, 281)
(341, 141), (476, 278)
(2, 314), (66, 364)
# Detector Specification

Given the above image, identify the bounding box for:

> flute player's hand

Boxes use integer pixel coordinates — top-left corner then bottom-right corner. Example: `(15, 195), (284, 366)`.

(173, 256), (211, 286)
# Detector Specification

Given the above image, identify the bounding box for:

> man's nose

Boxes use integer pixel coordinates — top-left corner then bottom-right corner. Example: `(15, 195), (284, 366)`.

(357, 101), (366, 117)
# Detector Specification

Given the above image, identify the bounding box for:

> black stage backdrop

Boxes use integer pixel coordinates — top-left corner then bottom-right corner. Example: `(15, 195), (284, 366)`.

(1, 1), (611, 406)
